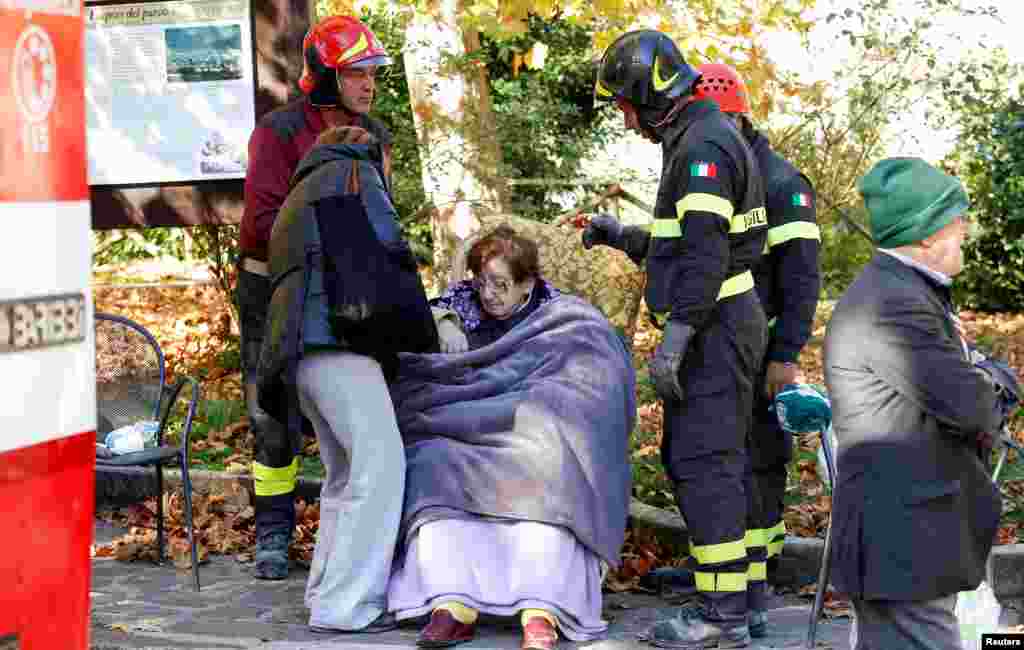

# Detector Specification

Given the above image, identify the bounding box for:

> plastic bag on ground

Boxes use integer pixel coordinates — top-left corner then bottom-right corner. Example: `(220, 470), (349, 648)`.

(955, 580), (1002, 650)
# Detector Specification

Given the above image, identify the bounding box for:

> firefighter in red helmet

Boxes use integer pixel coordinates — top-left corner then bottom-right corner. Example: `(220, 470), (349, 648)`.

(237, 14), (394, 582)
(694, 62), (822, 640)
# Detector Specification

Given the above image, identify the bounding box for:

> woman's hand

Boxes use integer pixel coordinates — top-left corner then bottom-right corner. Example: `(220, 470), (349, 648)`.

(437, 319), (469, 353)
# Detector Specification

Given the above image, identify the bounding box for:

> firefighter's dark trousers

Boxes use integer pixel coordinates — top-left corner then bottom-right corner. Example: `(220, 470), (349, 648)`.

(750, 345), (793, 585)
(238, 261), (303, 545)
(660, 289), (767, 620)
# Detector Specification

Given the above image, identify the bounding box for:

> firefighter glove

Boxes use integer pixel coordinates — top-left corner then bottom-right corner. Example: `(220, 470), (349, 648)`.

(974, 355), (1021, 427)
(582, 213), (625, 251)
(649, 320), (695, 403)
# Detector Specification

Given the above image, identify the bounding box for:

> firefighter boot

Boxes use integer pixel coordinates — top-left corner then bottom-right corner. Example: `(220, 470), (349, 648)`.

(645, 603), (750, 649)
(254, 504), (294, 580)
(247, 376), (299, 580)
(746, 580), (768, 638)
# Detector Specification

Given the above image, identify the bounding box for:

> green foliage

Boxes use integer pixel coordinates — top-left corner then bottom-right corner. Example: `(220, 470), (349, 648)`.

(300, 455), (326, 479)
(357, 12), (433, 260)
(768, 0), (1016, 302)
(818, 216), (874, 299)
(480, 15), (617, 221)
(359, 9), (617, 249)
(183, 398), (246, 440)
(202, 399), (246, 432)
(946, 84), (1024, 311)
(191, 445), (236, 470)
(92, 228), (189, 266)
(189, 225), (240, 325)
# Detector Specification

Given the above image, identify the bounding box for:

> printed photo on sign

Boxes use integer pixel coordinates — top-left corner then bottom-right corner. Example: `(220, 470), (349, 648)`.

(165, 24), (242, 83)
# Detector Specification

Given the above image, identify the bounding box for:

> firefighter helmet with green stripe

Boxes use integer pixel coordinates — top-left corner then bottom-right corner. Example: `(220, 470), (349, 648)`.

(594, 30), (699, 112)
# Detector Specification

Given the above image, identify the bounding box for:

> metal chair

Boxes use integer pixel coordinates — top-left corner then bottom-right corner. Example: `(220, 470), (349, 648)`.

(94, 312), (201, 591)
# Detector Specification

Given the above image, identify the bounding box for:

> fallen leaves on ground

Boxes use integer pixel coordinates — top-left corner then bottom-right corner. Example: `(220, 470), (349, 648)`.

(95, 492), (322, 568)
(96, 491), (252, 566)
(106, 618), (166, 633)
(797, 583), (852, 619)
(602, 525), (677, 593)
(94, 282), (242, 403)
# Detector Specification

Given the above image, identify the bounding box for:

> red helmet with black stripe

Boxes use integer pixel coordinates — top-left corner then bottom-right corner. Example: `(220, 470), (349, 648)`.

(299, 16), (392, 107)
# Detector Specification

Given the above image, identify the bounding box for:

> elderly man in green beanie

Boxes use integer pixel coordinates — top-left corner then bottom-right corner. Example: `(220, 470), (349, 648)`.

(823, 157), (1010, 649)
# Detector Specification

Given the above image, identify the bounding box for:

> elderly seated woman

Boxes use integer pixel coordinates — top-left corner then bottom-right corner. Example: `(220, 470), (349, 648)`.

(431, 224), (561, 351)
(386, 225), (636, 650)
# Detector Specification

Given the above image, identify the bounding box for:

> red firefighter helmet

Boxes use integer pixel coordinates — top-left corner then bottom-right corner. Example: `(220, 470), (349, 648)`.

(299, 16), (392, 105)
(693, 63), (751, 115)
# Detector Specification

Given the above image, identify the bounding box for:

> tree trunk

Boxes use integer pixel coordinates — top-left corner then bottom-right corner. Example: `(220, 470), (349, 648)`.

(403, 2), (505, 286)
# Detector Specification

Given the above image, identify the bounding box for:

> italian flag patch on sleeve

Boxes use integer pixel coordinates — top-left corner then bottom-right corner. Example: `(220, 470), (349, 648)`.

(690, 161), (717, 178)
(792, 192), (811, 207)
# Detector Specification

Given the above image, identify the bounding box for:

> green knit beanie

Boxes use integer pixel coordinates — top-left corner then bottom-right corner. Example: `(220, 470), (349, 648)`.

(858, 157), (970, 248)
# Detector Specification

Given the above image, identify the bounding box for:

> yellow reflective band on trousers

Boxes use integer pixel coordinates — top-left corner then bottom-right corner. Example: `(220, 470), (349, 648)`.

(651, 218), (682, 239)
(695, 571), (748, 593)
(690, 538), (746, 566)
(745, 527), (770, 550)
(747, 561), (767, 581)
(650, 271), (755, 328)
(767, 221), (821, 248)
(253, 457), (299, 497)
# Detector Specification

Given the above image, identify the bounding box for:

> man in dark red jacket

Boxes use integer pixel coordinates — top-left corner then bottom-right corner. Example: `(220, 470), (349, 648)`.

(238, 14), (393, 580)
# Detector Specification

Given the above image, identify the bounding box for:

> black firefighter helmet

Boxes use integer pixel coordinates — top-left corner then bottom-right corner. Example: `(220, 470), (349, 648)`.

(594, 30), (699, 113)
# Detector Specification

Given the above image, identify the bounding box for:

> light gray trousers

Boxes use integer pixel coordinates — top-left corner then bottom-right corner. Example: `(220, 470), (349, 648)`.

(851, 595), (961, 650)
(296, 350), (406, 631)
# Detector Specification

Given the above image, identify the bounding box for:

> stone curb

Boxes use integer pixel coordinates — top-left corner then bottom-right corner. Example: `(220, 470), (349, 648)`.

(95, 466), (1024, 608)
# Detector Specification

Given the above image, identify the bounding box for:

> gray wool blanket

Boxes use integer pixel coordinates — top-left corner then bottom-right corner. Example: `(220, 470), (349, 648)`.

(390, 295), (636, 567)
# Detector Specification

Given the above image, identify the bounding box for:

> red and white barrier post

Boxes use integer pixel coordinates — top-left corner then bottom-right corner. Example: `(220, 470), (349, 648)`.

(0, 0), (95, 645)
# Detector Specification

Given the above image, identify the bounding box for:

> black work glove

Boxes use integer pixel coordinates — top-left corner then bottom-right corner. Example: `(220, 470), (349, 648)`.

(975, 355), (1022, 426)
(649, 320), (695, 403)
(581, 213), (625, 251)
(582, 214), (651, 266)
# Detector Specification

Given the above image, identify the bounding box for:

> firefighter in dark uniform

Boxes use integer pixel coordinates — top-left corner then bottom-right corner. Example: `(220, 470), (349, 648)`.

(238, 15), (393, 580)
(692, 63), (821, 638)
(584, 31), (768, 647)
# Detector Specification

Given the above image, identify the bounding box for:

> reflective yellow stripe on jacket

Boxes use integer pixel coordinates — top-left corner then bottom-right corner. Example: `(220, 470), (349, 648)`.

(650, 270), (754, 328)
(648, 191), (761, 327)
(649, 193), (768, 240)
(767, 221), (821, 248)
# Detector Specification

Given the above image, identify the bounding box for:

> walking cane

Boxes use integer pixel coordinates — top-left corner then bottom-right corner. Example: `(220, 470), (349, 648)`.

(992, 424), (1022, 484)
(805, 422), (837, 649)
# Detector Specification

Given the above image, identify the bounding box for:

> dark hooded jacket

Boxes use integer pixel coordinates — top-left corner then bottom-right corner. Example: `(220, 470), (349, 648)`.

(257, 142), (438, 432)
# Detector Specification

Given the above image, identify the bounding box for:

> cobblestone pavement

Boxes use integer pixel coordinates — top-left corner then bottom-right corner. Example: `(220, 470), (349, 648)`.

(90, 520), (852, 650)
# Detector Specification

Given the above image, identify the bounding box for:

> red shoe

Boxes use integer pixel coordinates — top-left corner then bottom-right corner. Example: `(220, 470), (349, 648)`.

(417, 609), (477, 648)
(521, 616), (558, 650)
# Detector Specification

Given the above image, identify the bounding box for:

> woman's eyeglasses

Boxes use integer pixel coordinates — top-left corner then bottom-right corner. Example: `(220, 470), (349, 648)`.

(473, 274), (512, 295)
